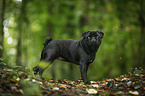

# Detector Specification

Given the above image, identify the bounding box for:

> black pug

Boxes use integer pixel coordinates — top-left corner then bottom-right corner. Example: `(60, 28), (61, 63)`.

(33, 30), (104, 84)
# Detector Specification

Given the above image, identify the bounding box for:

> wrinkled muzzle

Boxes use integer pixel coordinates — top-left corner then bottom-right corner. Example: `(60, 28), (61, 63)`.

(89, 37), (98, 45)
(91, 37), (96, 42)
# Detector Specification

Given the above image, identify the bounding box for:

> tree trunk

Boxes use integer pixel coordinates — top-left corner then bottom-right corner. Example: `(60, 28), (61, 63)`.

(138, 0), (145, 67)
(0, 0), (5, 58)
(16, 0), (28, 66)
(79, 0), (90, 29)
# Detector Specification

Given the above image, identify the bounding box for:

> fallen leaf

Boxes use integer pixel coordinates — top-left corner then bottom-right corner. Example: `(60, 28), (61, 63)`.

(127, 81), (132, 87)
(16, 78), (20, 81)
(122, 78), (128, 81)
(115, 91), (124, 95)
(32, 79), (36, 82)
(60, 85), (67, 89)
(129, 91), (139, 95)
(11, 86), (17, 91)
(53, 87), (59, 91)
(19, 89), (24, 94)
(86, 89), (98, 94)
(39, 82), (43, 84)
(7, 69), (13, 71)
(15, 83), (19, 86)
(92, 84), (99, 88)
(10, 79), (17, 83)
(76, 84), (81, 87)
(2, 74), (6, 78)
(133, 83), (142, 90)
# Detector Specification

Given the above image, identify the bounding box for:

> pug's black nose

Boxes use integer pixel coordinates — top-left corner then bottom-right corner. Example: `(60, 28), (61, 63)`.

(91, 37), (96, 42)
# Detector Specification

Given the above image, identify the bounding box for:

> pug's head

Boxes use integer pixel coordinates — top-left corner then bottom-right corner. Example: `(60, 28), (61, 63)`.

(82, 30), (104, 45)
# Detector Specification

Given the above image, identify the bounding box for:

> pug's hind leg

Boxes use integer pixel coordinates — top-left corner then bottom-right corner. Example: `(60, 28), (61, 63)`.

(38, 54), (56, 79)
(33, 66), (39, 75)
(38, 59), (53, 78)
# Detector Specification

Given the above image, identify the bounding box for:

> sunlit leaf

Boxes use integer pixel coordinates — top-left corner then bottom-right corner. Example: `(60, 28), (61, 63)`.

(127, 81), (132, 87)
(16, 78), (20, 81)
(7, 69), (13, 71)
(53, 87), (59, 91)
(86, 89), (98, 94)
(60, 85), (67, 89)
(11, 86), (17, 91)
(129, 91), (139, 95)
(19, 89), (24, 94)
(92, 84), (99, 88)
(32, 79), (36, 82)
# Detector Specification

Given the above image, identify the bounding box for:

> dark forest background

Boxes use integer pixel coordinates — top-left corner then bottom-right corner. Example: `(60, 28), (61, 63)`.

(0, 0), (145, 81)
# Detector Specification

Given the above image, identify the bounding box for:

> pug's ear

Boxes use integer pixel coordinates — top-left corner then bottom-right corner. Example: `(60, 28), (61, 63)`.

(99, 32), (104, 38)
(82, 31), (89, 37)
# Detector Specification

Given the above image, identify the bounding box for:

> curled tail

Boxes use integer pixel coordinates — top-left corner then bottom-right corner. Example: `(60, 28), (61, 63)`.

(43, 37), (52, 47)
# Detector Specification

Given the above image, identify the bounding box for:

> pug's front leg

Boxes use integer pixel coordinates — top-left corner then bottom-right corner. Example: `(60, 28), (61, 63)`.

(80, 64), (90, 84)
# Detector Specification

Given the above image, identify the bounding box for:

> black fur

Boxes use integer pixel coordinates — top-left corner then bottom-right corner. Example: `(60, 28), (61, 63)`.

(33, 30), (104, 84)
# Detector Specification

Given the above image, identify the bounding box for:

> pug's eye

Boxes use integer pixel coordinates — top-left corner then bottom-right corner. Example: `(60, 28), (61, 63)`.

(87, 37), (90, 39)
(99, 37), (102, 39)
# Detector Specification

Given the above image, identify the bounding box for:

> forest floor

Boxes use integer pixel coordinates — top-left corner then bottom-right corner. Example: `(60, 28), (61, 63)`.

(0, 64), (145, 96)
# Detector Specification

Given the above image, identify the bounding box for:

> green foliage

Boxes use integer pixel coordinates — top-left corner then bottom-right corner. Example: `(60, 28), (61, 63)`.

(2, 0), (145, 81)
(20, 80), (41, 96)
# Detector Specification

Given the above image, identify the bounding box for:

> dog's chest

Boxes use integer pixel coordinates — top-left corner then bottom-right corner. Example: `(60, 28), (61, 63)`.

(88, 54), (95, 63)
(79, 50), (95, 64)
